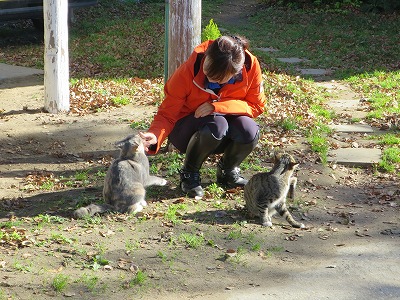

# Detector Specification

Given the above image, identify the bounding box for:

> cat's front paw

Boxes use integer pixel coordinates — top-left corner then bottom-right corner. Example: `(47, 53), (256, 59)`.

(127, 201), (146, 214)
(262, 221), (273, 227)
(300, 223), (305, 229)
(160, 179), (167, 186)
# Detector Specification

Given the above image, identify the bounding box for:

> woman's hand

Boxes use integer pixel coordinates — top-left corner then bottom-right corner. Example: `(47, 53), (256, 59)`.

(194, 102), (215, 118)
(139, 132), (157, 151)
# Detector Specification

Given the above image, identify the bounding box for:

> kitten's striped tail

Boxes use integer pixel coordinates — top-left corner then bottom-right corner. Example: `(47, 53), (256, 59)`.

(279, 203), (305, 229)
(73, 203), (113, 219)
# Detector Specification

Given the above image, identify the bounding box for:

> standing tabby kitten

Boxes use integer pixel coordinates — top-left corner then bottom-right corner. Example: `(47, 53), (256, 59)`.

(73, 134), (167, 218)
(244, 152), (305, 228)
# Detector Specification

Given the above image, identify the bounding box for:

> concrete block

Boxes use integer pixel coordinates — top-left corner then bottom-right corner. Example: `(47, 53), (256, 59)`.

(328, 148), (381, 167)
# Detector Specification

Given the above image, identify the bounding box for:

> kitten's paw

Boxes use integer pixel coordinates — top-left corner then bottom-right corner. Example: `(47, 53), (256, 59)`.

(160, 179), (167, 186)
(300, 223), (305, 229)
(127, 203), (144, 214)
(73, 207), (89, 219)
(262, 221), (273, 227)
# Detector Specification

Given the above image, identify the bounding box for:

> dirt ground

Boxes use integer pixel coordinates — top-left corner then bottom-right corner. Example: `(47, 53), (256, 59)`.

(0, 72), (399, 300)
(0, 1), (399, 299)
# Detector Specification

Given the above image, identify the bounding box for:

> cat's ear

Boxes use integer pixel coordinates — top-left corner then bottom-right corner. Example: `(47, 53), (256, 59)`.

(115, 140), (125, 149)
(289, 162), (299, 170)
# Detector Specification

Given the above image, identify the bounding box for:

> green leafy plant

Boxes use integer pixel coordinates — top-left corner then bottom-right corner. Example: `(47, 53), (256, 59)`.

(111, 95), (130, 106)
(201, 19), (221, 42)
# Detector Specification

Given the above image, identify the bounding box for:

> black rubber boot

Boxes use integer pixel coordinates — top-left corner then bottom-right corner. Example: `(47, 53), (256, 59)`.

(180, 126), (224, 198)
(217, 131), (259, 188)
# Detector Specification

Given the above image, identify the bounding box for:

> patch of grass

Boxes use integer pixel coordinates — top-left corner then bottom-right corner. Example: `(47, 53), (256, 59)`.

(277, 117), (298, 132)
(130, 120), (151, 131)
(50, 233), (74, 245)
(206, 183), (225, 199)
(377, 133), (400, 146)
(52, 274), (70, 293)
(125, 240), (140, 252)
(34, 214), (66, 225)
(13, 260), (33, 273)
(0, 220), (23, 228)
(233, 6), (400, 74)
(347, 71), (400, 120)
(178, 233), (205, 249)
(310, 104), (335, 120)
(129, 270), (147, 287)
(157, 250), (168, 263)
(149, 152), (183, 176)
(75, 170), (89, 183)
(78, 273), (99, 292)
(164, 203), (187, 224)
(227, 229), (242, 240)
(111, 95), (130, 106)
(307, 123), (332, 164)
(40, 180), (55, 190)
(379, 147), (400, 173)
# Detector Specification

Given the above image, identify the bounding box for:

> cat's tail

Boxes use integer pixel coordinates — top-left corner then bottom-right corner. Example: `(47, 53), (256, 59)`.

(73, 203), (114, 219)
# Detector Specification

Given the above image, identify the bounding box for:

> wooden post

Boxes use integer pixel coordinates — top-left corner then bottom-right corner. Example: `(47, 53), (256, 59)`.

(43, 0), (70, 113)
(167, 0), (201, 80)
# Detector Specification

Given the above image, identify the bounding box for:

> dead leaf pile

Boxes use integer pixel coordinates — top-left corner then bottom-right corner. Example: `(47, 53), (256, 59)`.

(69, 77), (163, 115)
(0, 226), (33, 250)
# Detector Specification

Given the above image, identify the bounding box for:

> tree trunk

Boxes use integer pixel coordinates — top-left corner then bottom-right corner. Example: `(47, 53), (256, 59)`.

(43, 0), (70, 113)
(167, 0), (201, 80)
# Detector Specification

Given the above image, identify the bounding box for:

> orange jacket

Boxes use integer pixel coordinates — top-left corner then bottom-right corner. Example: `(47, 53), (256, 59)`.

(148, 40), (266, 154)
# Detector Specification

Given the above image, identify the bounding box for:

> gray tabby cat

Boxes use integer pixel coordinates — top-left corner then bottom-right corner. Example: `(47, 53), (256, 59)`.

(73, 134), (167, 218)
(244, 152), (305, 228)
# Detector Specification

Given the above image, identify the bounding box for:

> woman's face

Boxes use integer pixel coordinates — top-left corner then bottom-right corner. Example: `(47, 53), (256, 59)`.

(203, 56), (236, 85)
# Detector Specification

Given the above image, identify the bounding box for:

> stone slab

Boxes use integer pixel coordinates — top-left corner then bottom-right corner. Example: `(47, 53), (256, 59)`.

(277, 57), (309, 63)
(328, 99), (360, 110)
(327, 148), (381, 167)
(329, 124), (375, 133)
(255, 47), (279, 52)
(0, 63), (43, 81)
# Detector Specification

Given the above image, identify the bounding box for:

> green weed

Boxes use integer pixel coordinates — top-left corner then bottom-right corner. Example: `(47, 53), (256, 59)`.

(206, 183), (225, 199)
(179, 233), (205, 249)
(164, 203), (187, 224)
(52, 274), (69, 293)
(379, 147), (400, 173)
(378, 133), (400, 146)
(112, 95), (130, 106)
(50, 233), (74, 245)
(13, 260), (33, 273)
(130, 120), (151, 130)
(129, 270), (147, 287)
(307, 123), (332, 164)
(78, 273), (99, 292)
(40, 180), (55, 190)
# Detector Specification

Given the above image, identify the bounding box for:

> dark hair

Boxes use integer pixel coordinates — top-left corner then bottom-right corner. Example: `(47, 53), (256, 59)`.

(204, 35), (249, 82)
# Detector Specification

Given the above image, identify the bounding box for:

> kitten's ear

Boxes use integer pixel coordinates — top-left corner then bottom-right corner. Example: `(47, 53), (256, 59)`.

(115, 140), (125, 149)
(289, 162), (299, 170)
